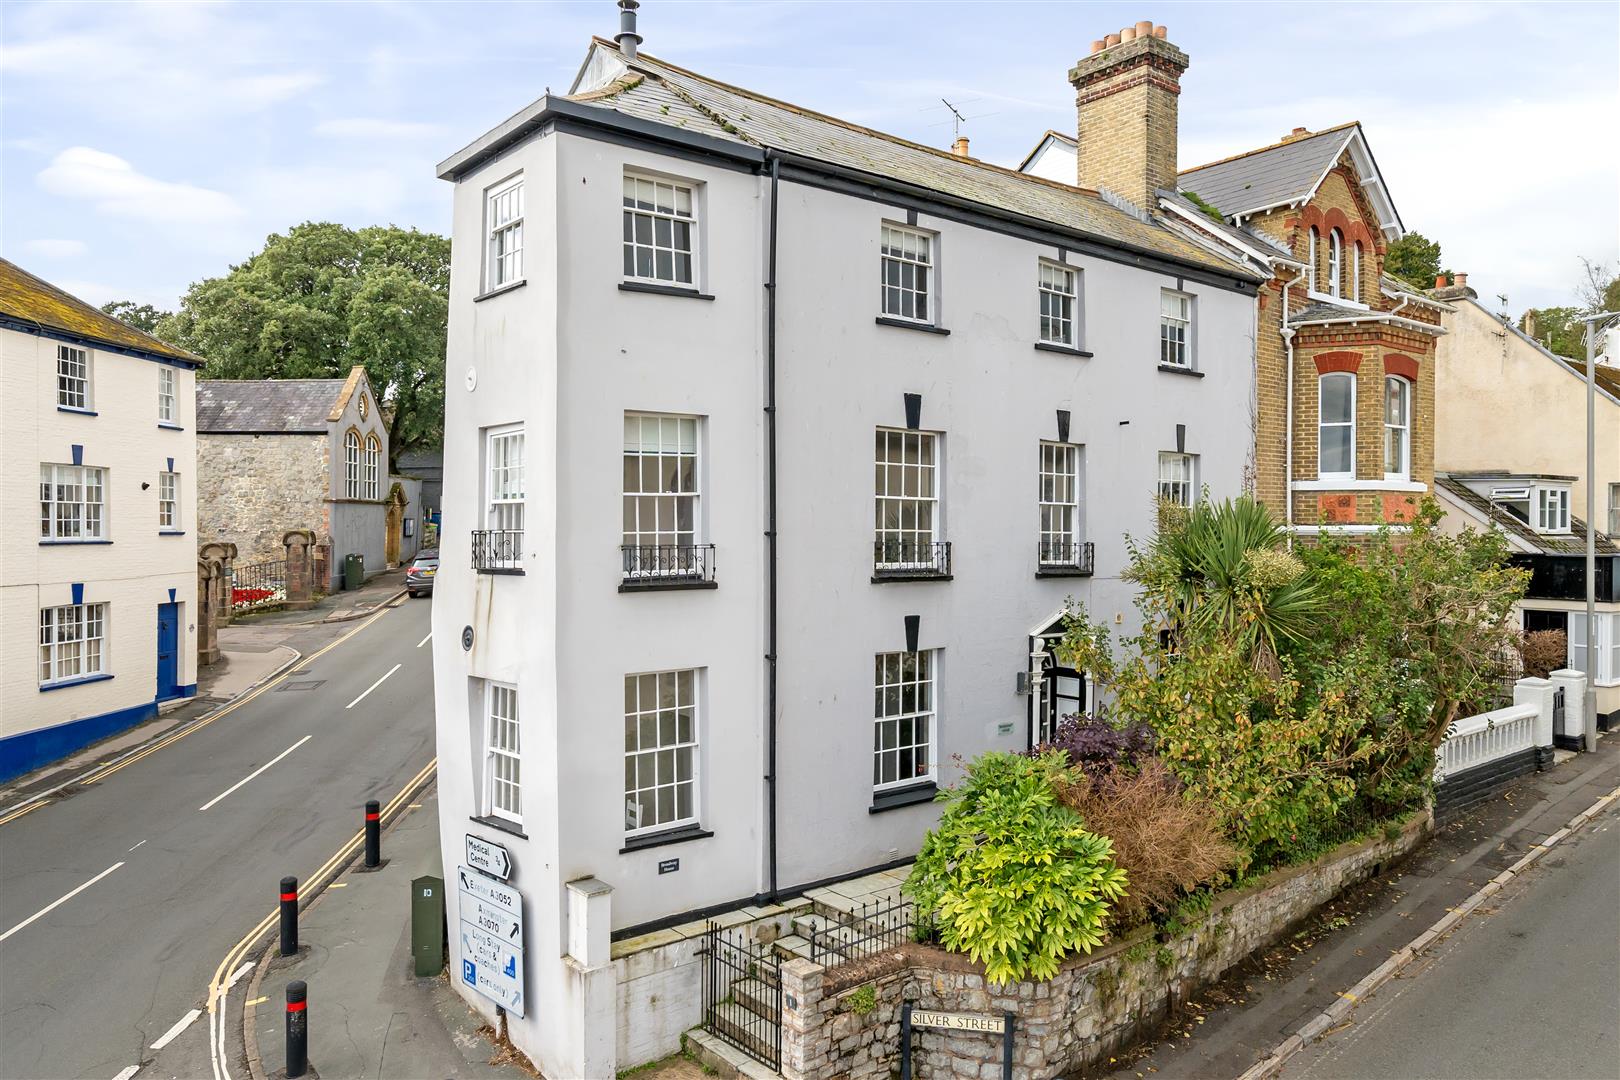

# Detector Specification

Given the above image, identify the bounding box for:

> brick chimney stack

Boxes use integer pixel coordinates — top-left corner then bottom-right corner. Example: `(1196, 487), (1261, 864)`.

(1068, 21), (1188, 212)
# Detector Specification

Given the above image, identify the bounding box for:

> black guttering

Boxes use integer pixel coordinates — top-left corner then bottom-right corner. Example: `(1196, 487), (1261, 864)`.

(762, 151), (781, 904)
(435, 97), (1260, 295)
(0, 314), (204, 369)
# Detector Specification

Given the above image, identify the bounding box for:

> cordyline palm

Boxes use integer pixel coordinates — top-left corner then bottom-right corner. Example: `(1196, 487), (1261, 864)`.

(1132, 497), (1320, 678)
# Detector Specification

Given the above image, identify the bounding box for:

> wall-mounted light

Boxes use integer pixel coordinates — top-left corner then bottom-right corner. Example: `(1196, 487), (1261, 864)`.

(140, 481), (151, 490)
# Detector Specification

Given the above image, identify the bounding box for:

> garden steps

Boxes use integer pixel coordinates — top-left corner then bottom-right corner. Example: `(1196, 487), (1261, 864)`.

(707, 1001), (779, 1064)
(770, 933), (815, 962)
(729, 976), (778, 1019)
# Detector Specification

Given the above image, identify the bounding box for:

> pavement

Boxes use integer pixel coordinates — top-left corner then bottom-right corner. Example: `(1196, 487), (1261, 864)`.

(1098, 734), (1620, 1080)
(243, 785), (525, 1080)
(0, 589), (437, 1080)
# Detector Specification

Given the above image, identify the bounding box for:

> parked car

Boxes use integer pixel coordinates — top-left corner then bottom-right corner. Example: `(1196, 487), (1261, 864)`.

(406, 550), (439, 597)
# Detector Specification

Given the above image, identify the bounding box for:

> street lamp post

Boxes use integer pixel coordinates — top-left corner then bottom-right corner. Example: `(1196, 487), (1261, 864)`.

(1578, 310), (1617, 751)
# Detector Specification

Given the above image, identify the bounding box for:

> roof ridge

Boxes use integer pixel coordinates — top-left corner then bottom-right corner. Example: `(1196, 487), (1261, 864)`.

(1179, 121), (1360, 177)
(0, 256), (203, 365)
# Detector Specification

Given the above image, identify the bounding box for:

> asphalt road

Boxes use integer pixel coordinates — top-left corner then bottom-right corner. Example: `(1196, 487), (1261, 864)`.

(1285, 809), (1620, 1080)
(0, 597), (437, 1080)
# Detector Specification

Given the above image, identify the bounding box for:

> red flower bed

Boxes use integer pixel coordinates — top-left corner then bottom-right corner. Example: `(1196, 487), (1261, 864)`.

(232, 587), (277, 607)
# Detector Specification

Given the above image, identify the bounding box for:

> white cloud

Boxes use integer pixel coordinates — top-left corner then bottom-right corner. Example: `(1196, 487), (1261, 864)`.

(37, 147), (242, 225)
(314, 117), (447, 140)
(24, 238), (87, 258)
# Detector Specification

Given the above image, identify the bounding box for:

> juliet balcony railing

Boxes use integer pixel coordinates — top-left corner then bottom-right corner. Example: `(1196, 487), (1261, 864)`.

(620, 544), (717, 590)
(872, 539), (952, 581)
(471, 529), (524, 573)
(1036, 540), (1095, 577)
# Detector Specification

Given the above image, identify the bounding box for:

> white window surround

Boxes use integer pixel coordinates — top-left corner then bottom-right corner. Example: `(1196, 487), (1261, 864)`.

(1536, 486), (1571, 533)
(880, 224), (934, 324)
(486, 176), (524, 290)
(1159, 289), (1193, 369)
(1568, 613), (1620, 687)
(875, 428), (940, 568)
(1317, 371), (1356, 480)
(1351, 242), (1363, 303)
(1037, 261), (1078, 347)
(1158, 451), (1196, 507)
(40, 462), (108, 540)
(623, 172), (697, 287)
(484, 682), (522, 823)
(57, 344), (91, 410)
(1383, 376), (1412, 481)
(1307, 227), (1318, 290)
(364, 434), (381, 500)
(1038, 441), (1080, 562)
(1608, 482), (1619, 536)
(1327, 229), (1343, 298)
(158, 367), (176, 423)
(622, 413), (699, 569)
(343, 431), (361, 499)
(486, 424), (525, 536)
(39, 602), (107, 686)
(624, 668), (700, 835)
(873, 649), (937, 791)
(158, 471), (179, 531)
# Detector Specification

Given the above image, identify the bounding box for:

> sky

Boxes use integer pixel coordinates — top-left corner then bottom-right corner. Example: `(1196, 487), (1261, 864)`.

(3, 1), (1617, 315)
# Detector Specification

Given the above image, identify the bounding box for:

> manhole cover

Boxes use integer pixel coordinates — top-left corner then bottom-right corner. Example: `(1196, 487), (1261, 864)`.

(276, 680), (325, 692)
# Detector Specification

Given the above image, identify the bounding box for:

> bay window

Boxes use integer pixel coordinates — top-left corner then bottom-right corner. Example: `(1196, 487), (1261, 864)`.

(1318, 372), (1356, 479)
(1383, 376), (1411, 480)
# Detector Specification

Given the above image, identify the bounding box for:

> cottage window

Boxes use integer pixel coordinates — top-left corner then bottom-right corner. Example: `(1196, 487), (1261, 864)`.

(1159, 290), (1192, 368)
(874, 650), (936, 791)
(364, 434), (381, 500)
(344, 431), (361, 499)
(1383, 376), (1411, 480)
(40, 463), (107, 540)
(622, 413), (698, 574)
(1327, 229), (1344, 298)
(1158, 451), (1196, 507)
(875, 428), (940, 569)
(1038, 442), (1080, 564)
(623, 173), (696, 286)
(624, 669), (699, 835)
(158, 471), (179, 531)
(1038, 262), (1078, 346)
(1537, 487), (1570, 533)
(484, 683), (522, 823)
(57, 345), (90, 410)
(486, 177), (524, 288)
(486, 424), (525, 534)
(158, 367), (176, 423)
(1318, 372), (1356, 479)
(880, 225), (933, 323)
(39, 602), (107, 685)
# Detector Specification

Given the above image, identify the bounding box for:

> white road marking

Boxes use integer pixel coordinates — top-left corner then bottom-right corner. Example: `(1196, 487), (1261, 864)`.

(345, 663), (401, 709)
(128, 839), (147, 852)
(225, 961), (254, 990)
(113, 1066), (141, 1080)
(0, 862), (124, 944)
(149, 1008), (202, 1050)
(197, 737), (312, 811)
(416, 631), (432, 648)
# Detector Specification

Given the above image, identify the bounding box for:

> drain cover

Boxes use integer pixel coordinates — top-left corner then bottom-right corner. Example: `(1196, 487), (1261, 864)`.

(276, 679), (325, 692)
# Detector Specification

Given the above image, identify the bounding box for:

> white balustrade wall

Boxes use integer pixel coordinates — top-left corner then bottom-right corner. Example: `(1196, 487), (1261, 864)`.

(1434, 703), (1539, 782)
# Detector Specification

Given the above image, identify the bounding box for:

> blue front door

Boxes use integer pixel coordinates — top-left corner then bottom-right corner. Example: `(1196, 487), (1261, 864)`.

(156, 602), (180, 701)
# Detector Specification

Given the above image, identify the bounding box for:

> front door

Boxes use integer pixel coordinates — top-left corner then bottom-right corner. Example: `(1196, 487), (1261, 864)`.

(1029, 612), (1087, 748)
(156, 602), (180, 701)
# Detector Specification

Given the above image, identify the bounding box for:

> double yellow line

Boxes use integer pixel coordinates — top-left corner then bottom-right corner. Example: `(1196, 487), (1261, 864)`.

(207, 755), (438, 1080)
(0, 606), (394, 828)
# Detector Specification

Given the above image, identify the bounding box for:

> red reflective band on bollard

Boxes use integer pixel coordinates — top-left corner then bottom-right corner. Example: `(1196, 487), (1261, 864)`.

(286, 1000), (307, 1013)
(279, 892), (297, 901)
(364, 812), (379, 821)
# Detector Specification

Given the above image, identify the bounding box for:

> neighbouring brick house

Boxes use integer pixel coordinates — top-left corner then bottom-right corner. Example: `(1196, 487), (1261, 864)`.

(1024, 53), (1447, 536)
(196, 366), (408, 584)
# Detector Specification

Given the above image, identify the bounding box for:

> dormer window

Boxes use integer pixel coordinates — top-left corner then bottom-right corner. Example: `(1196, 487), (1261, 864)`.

(1537, 487), (1570, 533)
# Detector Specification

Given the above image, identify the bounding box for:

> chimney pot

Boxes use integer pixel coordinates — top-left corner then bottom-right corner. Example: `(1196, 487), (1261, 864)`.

(1435, 274), (1448, 289)
(1136, 20), (1155, 35)
(1154, 24), (1167, 38)
(952, 136), (971, 158)
(616, 0), (642, 60)
(1070, 21), (1189, 211)
(1121, 26), (1137, 41)
(1090, 39), (1105, 53)
(1105, 32), (1121, 46)
(1454, 272), (1468, 287)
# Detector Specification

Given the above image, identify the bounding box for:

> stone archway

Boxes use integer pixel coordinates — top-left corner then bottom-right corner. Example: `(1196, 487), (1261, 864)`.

(384, 483), (407, 567)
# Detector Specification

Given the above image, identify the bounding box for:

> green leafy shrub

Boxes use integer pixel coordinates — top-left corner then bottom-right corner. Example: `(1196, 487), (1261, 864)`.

(843, 984), (877, 1014)
(903, 752), (1127, 985)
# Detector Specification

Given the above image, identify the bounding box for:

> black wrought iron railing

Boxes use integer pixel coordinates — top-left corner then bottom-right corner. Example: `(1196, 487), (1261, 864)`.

(1037, 540), (1095, 575)
(230, 560), (287, 611)
(872, 539), (952, 578)
(621, 544), (716, 585)
(700, 921), (781, 1070)
(808, 894), (916, 967)
(471, 530), (523, 572)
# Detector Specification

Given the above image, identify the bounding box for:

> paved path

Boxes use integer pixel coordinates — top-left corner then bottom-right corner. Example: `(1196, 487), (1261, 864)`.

(0, 595), (436, 1080)
(1284, 811), (1619, 1079)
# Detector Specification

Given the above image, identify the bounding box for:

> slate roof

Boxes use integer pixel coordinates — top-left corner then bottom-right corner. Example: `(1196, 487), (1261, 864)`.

(1160, 189), (1292, 261)
(554, 43), (1259, 281)
(0, 257), (204, 366)
(197, 378), (348, 434)
(1435, 474), (1618, 557)
(1178, 123), (1361, 219)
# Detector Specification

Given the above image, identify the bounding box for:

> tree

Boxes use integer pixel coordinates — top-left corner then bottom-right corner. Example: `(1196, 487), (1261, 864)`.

(1576, 257), (1619, 315)
(1519, 305), (1585, 359)
(158, 222), (448, 470)
(1383, 232), (1443, 290)
(100, 300), (171, 335)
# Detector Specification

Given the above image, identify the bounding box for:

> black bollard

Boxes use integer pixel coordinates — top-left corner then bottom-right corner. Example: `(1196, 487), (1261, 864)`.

(285, 980), (308, 1079)
(364, 799), (381, 868)
(279, 876), (299, 956)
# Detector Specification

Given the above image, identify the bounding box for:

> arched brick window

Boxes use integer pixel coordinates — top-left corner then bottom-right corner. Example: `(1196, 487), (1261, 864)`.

(1327, 229), (1344, 298)
(1308, 227), (1320, 291)
(364, 434), (381, 500)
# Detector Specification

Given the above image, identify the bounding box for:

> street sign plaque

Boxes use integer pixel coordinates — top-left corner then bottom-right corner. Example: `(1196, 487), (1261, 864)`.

(465, 834), (512, 880)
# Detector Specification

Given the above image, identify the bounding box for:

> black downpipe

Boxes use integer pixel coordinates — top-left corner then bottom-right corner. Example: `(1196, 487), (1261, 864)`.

(764, 153), (781, 900)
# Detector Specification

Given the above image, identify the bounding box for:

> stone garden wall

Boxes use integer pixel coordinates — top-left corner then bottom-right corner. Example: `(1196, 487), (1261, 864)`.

(779, 813), (1431, 1080)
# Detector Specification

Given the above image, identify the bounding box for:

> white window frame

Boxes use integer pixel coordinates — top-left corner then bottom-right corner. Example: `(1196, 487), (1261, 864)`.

(158, 367), (176, 423)
(1567, 614), (1619, 686)
(1383, 376), (1412, 481)
(1317, 372), (1356, 480)
(484, 682), (522, 823)
(1536, 486), (1570, 533)
(874, 649), (937, 791)
(1159, 289), (1193, 369)
(57, 344), (91, 410)
(1158, 451), (1196, 507)
(364, 434), (381, 500)
(40, 462), (107, 540)
(1608, 482), (1620, 536)
(1351, 242), (1363, 303)
(624, 668), (700, 836)
(1308, 227), (1319, 290)
(623, 172), (697, 287)
(39, 602), (107, 686)
(1038, 441), (1080, 563)
(343, 430), (361, 499)
(486, 424), (525, 536)
(880, 224), (934, 324)
(158, 471), (179, 531)
(1327, 229), (1344, 298)
(622, 413), (700, 575)
(875, 428), (940, 569)
(1037, 261), (1078, 347)
(486, 176), (524, 289)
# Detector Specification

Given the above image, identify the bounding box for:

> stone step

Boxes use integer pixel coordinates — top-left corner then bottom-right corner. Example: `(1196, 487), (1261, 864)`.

(730, 976), (780, 1021)
(771, 933), (815, 961)
(708, 1001), (781, 1068)
(686, 1028), (784, 1079)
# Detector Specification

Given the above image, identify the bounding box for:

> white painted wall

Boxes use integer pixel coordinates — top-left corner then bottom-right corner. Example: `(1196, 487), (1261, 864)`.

(1022, 137), (1079, 185)
(0, 326), (198, 775)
